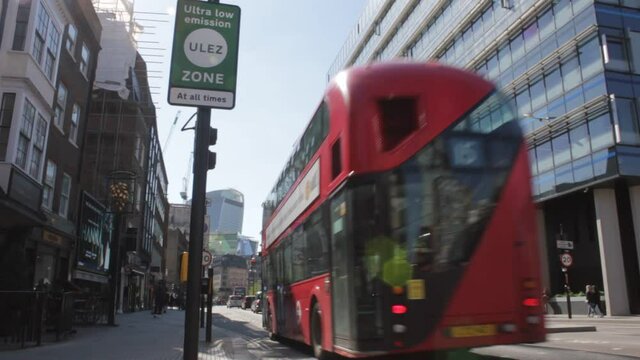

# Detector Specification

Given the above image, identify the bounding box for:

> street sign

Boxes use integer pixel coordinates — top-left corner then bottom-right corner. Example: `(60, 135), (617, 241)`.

(560, 253), (573, 267)
(556, 240), (574, 250)
(168, 0), (241, 109)
(202, 249), (212, 267)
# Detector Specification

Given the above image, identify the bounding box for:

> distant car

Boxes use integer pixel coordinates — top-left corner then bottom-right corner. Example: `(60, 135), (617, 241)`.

(241, 296), (255, 310)
(251, 292), (262, 313)
(251, 297), (262, 313)
(226, 295), (243, 308)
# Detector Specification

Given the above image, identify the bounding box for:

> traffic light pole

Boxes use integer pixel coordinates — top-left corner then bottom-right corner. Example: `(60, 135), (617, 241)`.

(183, 106), (211, 360)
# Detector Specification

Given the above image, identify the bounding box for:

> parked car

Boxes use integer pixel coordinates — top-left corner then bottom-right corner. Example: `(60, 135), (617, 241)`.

(241, 296), (255, 310)
(226, 295), (243, 308)
(251, 292), (262, 313)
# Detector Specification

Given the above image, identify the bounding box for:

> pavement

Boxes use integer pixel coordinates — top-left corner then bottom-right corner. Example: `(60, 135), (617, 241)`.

(1, 309), (639, 359)
(0, 307), (313, 360)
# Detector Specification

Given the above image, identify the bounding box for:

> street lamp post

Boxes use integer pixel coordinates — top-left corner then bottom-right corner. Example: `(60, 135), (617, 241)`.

(106, 171), (137, 326)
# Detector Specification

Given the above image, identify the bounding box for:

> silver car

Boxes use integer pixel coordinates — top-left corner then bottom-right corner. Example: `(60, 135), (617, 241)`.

(226, 295), (243, 308)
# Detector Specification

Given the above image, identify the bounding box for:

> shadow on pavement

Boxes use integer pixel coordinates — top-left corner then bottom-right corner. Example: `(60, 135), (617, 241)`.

(211, 313), (314, 359)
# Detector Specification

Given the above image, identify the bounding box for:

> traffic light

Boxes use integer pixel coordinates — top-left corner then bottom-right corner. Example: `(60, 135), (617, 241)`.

(180, 252), (189, 282)
(208, 127), (217, 170)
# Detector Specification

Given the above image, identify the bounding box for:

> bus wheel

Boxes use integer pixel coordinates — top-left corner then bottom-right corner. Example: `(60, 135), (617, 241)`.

(311, 303), (327, 359)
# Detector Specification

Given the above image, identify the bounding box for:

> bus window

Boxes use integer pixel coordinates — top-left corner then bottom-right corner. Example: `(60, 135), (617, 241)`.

(332, 138), (342, 179)
(306, 208), (328, 277)
(284, 238), (292, 285)
(291, 227), (306, 283)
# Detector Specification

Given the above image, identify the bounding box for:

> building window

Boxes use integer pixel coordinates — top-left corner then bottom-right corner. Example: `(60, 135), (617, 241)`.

(605, 35), (629, 72)
(0, 93), (16, 160)
(16, 135), (29, 169)
(59, 173), (71, 218)
(65, 24), (77, 55)
(80, 44), (90, 77)
(29, 114), (46, 178)
(42, 160), (56, 210)
(21, 99), (35, 136)
(12, 1), (31, 51)
(69, 104), (80, 144)
(31, 3), (60, 80)
(30, 148), (42, 178)
(589, 113), (614, 151)
(561, 56), (581, 92)
(536, 141), (553, 173)
(629, 31), (640, 74)
(570, 123), (591, 159)
(44, 24), (60, 79)
(16, 100), (36, 169)
(55, 82), (67, 130)
(552, 132), (571, 166)
(616, 97), (640, 145)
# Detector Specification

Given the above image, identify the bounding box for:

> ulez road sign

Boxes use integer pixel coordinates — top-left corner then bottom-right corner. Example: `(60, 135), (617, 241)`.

(168, 0), (241, 109)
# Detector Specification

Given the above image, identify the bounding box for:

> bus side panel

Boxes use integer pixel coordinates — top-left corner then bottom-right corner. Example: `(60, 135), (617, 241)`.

(312, 274), (333, 352)
(286, 274), (334, 347)
(266, 290), (277, 334)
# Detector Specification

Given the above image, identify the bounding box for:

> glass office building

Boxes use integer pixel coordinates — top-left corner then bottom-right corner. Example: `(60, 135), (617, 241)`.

(206, 189), (244, 234)
(330, 0), (640, 315)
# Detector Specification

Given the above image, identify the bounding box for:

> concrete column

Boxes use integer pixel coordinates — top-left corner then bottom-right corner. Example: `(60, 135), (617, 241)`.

(536, 207), (551, 291)
(593, 189), (630, 315)
(628, 185), (640, 285)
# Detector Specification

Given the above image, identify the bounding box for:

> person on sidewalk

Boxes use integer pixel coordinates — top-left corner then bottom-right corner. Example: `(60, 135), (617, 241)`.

(542, 288), (550, 314)
(153, 281), (166, 316)
(585, 285), (594, 317)
(591, 285), (605, 317)
(586, 285), (604, 317)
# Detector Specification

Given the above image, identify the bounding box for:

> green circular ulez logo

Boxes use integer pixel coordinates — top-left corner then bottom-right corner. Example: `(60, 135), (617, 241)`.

(184, 28), (228, 68)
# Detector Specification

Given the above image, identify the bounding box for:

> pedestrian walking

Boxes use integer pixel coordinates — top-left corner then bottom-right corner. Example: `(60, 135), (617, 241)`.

(586, 284), (603, 317)
(592, 285), (604, 317)
(153, 280), (166, 316)
(542, 288), (550, 314)
(585, 285), (594, 317)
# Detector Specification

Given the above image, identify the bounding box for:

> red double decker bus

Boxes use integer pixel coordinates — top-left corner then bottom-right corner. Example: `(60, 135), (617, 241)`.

(260, 62), (545, 359)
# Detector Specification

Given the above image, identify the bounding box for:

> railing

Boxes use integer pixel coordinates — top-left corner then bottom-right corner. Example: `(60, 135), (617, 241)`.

(46, 292), (75, 340)
(0, 291), (46, 348)
(72, 293), (109, 325)
(0, 291), (77, 348)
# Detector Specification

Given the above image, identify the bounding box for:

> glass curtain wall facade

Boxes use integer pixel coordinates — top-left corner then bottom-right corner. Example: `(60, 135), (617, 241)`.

(330, 0), (640, 315)
(206, 189), (244, 234)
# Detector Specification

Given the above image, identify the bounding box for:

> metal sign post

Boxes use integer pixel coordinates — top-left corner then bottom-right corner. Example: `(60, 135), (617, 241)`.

(170, 1), (241, 358)
(562, 267), (572, 319)
(206, 267), (213, 343)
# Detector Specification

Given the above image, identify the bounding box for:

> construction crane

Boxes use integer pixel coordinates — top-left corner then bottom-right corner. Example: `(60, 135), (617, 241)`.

(180, 151), (194, 202)
(163, 110), (181, 151)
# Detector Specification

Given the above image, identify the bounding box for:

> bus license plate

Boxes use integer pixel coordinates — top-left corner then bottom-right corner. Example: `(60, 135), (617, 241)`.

(449, 324), (497, 338)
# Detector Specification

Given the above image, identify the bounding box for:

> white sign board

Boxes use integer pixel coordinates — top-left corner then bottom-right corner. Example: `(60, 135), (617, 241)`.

(556, 240), (574, 250)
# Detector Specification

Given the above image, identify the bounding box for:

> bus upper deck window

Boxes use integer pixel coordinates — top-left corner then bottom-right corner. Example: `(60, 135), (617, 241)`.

(332, 138), (342, 179)
(378, 97), (418, 151)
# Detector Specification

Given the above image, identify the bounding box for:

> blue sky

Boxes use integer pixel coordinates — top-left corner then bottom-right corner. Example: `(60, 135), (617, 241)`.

(133, 0), (367, 241)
